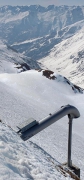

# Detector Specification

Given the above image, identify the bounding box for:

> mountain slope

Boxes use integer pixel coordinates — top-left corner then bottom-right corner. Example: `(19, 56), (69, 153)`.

(1, 5), (84, 76)
(0, 5), (84, 43)
(0, 69), (84, 179)
(0, 5), (84, 58)
(38, 27), (84, 88)
(0, 123), (66, 180)
(0, 40), (41, 73)
(11, 19), (84, 60)
(0, 5), (84, 179)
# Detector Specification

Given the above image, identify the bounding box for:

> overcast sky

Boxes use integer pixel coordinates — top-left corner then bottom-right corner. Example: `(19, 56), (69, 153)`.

(0, 0), (84, 7)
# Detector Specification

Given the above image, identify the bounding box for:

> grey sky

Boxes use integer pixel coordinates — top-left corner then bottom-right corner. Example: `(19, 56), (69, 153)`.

(0, 0), (84, 7)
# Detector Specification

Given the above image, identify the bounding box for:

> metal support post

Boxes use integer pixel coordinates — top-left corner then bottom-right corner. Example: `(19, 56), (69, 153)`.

(68, 114), (73, 167)
(17, 105), (80, 178)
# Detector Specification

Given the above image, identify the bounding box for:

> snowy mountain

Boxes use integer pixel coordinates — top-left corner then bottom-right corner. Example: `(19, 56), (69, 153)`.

(11, 19), (84, 61)
(38, 27), (84, 88)
(0, 68), (84, 179)
(0, 5), (84, 180)
(0, 5), (84, 88)
(0, 5), (84, 43)
(0, 6), (84, 45)
(0, 5), (84, 57)
(0, 40), (41, 72)
(0, 6), (84, 76)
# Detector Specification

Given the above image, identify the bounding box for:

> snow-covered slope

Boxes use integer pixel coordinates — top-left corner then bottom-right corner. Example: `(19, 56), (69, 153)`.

(0, 123), (66, 180)
(39, 27), (84, 88)
(0, 69), (84, 179)
(0, 40), (36, 73)
(10, 19), (84, 62)
(0, 5), (84, 83)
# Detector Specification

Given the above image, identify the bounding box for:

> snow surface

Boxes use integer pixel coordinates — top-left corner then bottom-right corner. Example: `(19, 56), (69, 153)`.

(0, 68), (84, 179)
(0, 11), (29, 23)
(38, 27), (84, 88)
(12, 37), (43, 46)
(0, 123), (67, 180)
(0, 40), (31, 73)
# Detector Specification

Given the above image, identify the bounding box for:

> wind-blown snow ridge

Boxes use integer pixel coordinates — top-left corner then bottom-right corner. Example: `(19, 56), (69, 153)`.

(41, 69), (83, 93)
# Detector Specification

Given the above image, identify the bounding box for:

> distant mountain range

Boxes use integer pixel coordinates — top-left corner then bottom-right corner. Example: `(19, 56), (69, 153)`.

(0, 5), (84, 87)
(0, 5), (84, 55)
(0, 5), (84, 41)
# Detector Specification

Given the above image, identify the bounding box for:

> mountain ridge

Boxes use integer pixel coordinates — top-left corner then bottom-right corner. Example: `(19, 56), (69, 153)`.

(0, 5), (84, 44)
(0, 5), (84, 87)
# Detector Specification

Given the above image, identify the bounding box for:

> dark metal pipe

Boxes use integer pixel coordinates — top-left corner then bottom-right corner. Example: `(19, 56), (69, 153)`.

(20, 104), (80, 141)
(68, 115), (73, 167)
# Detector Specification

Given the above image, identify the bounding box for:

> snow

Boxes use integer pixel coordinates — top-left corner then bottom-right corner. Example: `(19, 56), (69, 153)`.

(0, 40), (30, 73)
(0, 123), (66, 180)
(0, 68), (84, 179)
(38, 27), (84, 88)
(0, 43), (84, 180)
(57, 19), (84, 39)
(0, 18), (84, 179)
(12, 37), (43, 46)
(0, 70), (76, 128)
(0, 11), (29, 23)
(38, 11), (56, 22)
